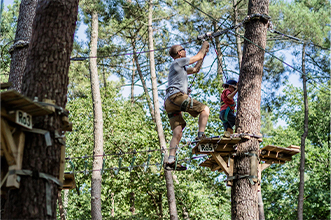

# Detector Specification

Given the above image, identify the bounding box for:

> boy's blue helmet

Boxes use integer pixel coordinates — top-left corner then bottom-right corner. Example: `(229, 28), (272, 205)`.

(223, 79), (238, 88)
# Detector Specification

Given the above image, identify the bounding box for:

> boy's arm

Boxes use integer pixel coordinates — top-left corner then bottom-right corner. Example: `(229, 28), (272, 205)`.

(227, 88), (238, 100)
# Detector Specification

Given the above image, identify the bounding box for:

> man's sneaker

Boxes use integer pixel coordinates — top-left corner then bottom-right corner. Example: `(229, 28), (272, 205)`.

(164, 162), (187, 171)
(195, 133), (207, 141)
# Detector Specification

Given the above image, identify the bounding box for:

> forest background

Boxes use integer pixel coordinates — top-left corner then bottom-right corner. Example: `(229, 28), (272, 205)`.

(1, 0), (330, 219)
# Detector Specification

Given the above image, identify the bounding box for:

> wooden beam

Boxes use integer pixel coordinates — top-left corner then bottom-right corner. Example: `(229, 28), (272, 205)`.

(59, 145), (66, 185)
(1, 118), (17, 166)
(213, 153), (230, 175)
(227, 158), (234, 186)
(6, 130), (25, 188)
(260, 159), (273, 171)
(211, 164), (222, 171)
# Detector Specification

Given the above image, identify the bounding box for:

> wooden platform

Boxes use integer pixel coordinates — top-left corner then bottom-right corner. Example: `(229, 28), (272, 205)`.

(1, 90), (52, 116)
(193, 136), (300, 172)
(192, 136), (241, 155)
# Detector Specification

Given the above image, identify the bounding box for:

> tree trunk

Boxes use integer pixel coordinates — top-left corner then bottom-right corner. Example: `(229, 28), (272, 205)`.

(111, 192), (115, 217)
(232, 0), (269, 219)
(213, 21), (224, 98)
(257, 190), (265, 220)
(131, 37), (155, 120)
(233, 0), (243, 70)
(131, 57), (136, 104)
(148, 0), (178, 219)
(64, 189), (69, 217)
(3, 0), (79, 219)
(58, 191), (66, 220)
(89, 10), (104, 220)
(8, 0), (38, 92)
(158, 193), (163, 219)
(298, 43), (308, 220)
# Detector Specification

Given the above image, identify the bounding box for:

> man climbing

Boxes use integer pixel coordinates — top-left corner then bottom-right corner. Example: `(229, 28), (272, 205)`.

(219, 79), (238, 135)
(164, 41), (210, 171)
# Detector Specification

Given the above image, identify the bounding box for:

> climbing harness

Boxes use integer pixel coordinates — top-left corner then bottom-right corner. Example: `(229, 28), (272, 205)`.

(220, 97), (236, 123)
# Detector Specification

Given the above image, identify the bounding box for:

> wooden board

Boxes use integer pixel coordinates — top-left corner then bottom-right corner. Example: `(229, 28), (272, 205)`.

(1, 90), (52, 116)
(62, 173), (76, 190)
(6, 130), (25, 188)
(1, 118), (17, 166)
(259, 145), (300, 162)
(198, 144), (299, 174)
(192, 136), (240, 155)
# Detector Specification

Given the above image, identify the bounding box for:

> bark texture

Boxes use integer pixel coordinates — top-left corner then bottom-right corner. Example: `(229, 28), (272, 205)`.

(213, 21), (224, 99)
(233, 0), (243, 70)
(132, 37), (155, 121)
(232, 0), (269, 219)
(89, 10), (104, 220)
(58, 191), (66, 220)
(148, 0), (177, 219)
(8, 0), (38, 92)
(298, 43), (308, 220)
(3, 0), (79, 219)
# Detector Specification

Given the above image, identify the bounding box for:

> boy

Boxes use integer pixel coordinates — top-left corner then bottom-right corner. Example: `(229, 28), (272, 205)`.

(219, 79), (238, 134)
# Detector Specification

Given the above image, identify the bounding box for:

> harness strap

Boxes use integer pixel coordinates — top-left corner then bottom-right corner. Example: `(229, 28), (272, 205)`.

(221, 103), (235, 123)
(168, 95), (193, 112)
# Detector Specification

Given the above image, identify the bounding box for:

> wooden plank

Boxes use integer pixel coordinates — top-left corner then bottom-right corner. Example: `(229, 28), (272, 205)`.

(6, 130), (25, 188)
(0, 82), (12, 90)
(1, 90), (52, 116)
(59, 146), (66, 185)
(213, 153), (230, 175)
(226, 157), (234, 186)
(1, 118), (16, 166)
(63, 173), (76, 190)
(211, 164), (222, 171)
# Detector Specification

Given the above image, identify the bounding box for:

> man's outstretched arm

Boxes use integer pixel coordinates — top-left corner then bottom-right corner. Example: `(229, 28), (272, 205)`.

(187, 41), (209, 75)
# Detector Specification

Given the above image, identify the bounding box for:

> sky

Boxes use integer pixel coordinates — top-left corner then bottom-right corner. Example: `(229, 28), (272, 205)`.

(3, 0), (303, 127)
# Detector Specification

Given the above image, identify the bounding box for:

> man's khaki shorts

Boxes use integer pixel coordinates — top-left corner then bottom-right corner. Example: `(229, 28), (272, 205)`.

(164, 92), (207, 130)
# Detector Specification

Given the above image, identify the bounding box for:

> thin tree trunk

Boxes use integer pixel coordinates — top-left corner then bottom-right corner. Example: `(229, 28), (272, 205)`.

(89, 10), (104, 220)
(148, 0), (177, 219)
(232, 0), (269, 219)
(233, 0), (243, 70)
(64, 189), (69, 217)
(131, 57), (136, 104)
(158, 193), (163, 219)
(298, 43), (308, 220)
(8, 0), (38, 92)
(58, 191), (66, 220)
(258, 190), (265, 220)
(111, 192), (115, 217)
(3, 0), (79, 218)
(131, 37), (155, 120)
(213, 21), (224, 98)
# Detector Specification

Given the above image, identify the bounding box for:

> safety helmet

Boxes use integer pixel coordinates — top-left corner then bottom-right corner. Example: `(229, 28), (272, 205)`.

(222, 79), (238, 88)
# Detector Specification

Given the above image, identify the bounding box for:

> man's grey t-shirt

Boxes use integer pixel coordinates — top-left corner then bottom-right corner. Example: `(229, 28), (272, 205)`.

(166, 57), (190, 98)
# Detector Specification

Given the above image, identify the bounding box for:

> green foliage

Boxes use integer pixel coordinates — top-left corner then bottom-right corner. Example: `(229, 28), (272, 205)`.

(261, 83), (330, 220)
(0, 0), (20, 81)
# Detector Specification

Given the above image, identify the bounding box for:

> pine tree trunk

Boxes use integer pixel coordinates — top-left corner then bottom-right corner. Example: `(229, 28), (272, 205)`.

(233, 0), (243, 70)
(3, 0), (78, 218)
(148, 0), (178, 219)
(131, 37), (155, 121)
(232, 0), (269, 219)
(89, 10), (104, 220)
(8, 0), (38, 92)
(58, 191), (66, 220)
(131, 57), (136, 104)
(298, 43), (308, 220)
(213, 21), (224, 98)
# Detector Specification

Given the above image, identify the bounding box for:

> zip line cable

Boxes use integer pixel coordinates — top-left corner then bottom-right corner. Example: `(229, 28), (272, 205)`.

(180, 1), (330, 91)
